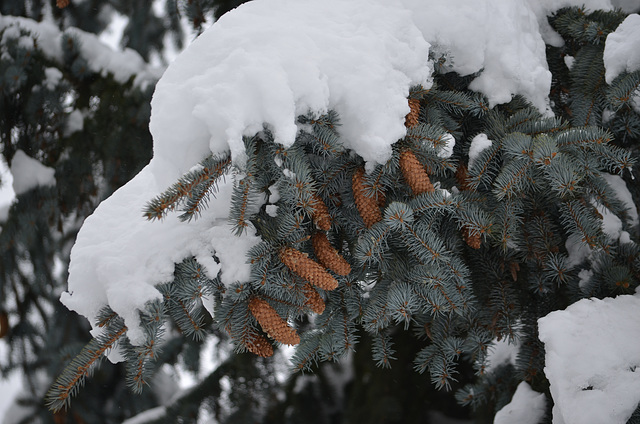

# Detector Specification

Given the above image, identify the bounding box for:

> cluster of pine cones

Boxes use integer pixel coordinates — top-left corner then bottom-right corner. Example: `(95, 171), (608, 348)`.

(245, 97), (480, 355)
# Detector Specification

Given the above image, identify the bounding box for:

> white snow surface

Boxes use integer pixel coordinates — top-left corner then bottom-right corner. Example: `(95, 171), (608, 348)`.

(494, 382), (547, 424)
(150, 0), (432, 172)
(538, 289), (640, 424)
(10, 150), (55, 195)
(603, 13), (640, 84)
(64, 0), (631, 345)
(63, 170), (261, 345)
(468, 134), (493, 170)
(485, 337), (519, 373)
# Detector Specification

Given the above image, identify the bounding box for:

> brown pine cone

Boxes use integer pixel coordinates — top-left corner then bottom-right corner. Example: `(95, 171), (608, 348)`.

(405, 98), (420, 128)
(249, 298), (300, 346)
(400, 150), (435, 195)
(455, 164), (470, 191)
(303, 283), (326, 314)
(280, 246), (339, 291)
(463, 226), (482, 249)
(245, 332), (274, 357)
(352, 168), (382, 228)
(311, 193), (332, 231)
(312, 232), (351, 276)
(56, 0), (70, 8)
(0, 311), (8, 339)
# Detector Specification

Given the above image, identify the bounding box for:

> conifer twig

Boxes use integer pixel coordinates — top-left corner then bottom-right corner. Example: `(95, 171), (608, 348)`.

(46, 324), (128, 412)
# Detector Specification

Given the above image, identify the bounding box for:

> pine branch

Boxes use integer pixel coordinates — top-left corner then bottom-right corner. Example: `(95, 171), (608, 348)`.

(46, 323), (127, 412)
(143, 152), (232, 220)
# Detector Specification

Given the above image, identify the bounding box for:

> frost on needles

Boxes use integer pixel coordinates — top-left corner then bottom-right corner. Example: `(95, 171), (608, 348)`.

(48, 1), (640, 423)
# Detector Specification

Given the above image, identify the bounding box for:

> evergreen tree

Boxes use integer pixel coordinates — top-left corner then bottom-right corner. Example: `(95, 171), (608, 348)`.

(3, 2), (638, 424)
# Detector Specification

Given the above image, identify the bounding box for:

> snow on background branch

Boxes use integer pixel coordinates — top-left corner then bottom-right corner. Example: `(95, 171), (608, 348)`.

(0, 15), (162, 86)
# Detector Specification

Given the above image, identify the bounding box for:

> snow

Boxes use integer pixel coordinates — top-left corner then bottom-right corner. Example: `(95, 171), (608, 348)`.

(438, 134), (456, 158)
(603, 13), (640, 84)
(62, 168), (261, 345)
(468, 134), (493, 170)
(150, 0), (432, 172)
(9, 150), (56, 195)
(494, 382), (547, 424)
(0, 156), (14, 223)
(0, 344), (22, 424)
(0, 14), (162, 86)
(485, 337), (520, 373)
(121, 406), (167, 424)
(63, 0), (637, 349)
(43, 67), (63, 90)
(538, 289), (640, 424)
(601, 173), (639, 228)
(64, 109), (85, 136)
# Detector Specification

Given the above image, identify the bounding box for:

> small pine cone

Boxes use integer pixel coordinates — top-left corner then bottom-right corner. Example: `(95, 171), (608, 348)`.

(246, 332), (274, 357)
(249, 298), (300, 346)
(303, 283), (326, 315)
(56, 0), (70, 8)
(455, 164), (470, 191)
(352, 168), (382, 228)
(312, 232), (351, 276)
(400, 150), (434, 195)
(0, 311), (8, 339)
(311, 193), (332, 231)
(405, 98), (420, 128)
(463, 227), (482, 249)
(280, 246), (338, 291)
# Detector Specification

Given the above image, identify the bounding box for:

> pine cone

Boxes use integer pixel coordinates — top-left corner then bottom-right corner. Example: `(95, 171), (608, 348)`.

(56, 0), (70, 8)
(405, 98), (420, 128)
(0, 311), (8, 339)
(312, 232), (351, 276)
(303, 283), (326, 314)
(249, 298), (300, 346)
(455, 164), (470, 191)
(311, 193), (332, 231)
(352, 168), (382, 228)
(245, 332), (274, 357)
(400, 150), (434, 195)
(280, 246), (338, 291)
(463, 226), (482, 249)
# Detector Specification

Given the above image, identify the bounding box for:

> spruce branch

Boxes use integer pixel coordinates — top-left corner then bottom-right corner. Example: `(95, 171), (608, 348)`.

(606, 70), (640, 111)
(372, 330), (397, 368)
(143, 152), (232, 221)
(560, 199), (605, 248)
(46, 323), (127, 412)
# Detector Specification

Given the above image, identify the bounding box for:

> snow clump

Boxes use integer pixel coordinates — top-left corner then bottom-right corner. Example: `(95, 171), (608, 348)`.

(538, 289), (640, 424)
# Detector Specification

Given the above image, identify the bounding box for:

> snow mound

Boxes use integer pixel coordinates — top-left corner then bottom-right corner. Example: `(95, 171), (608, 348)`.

(494, 382), (547, 424)
(10, 150), (55, 195)
(63, 0), (621, 344)
(468, 134), (493, 171)
(538, 290), (640, 424)
(149, 0), (432, 175)
(603, 13), (640, 84)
